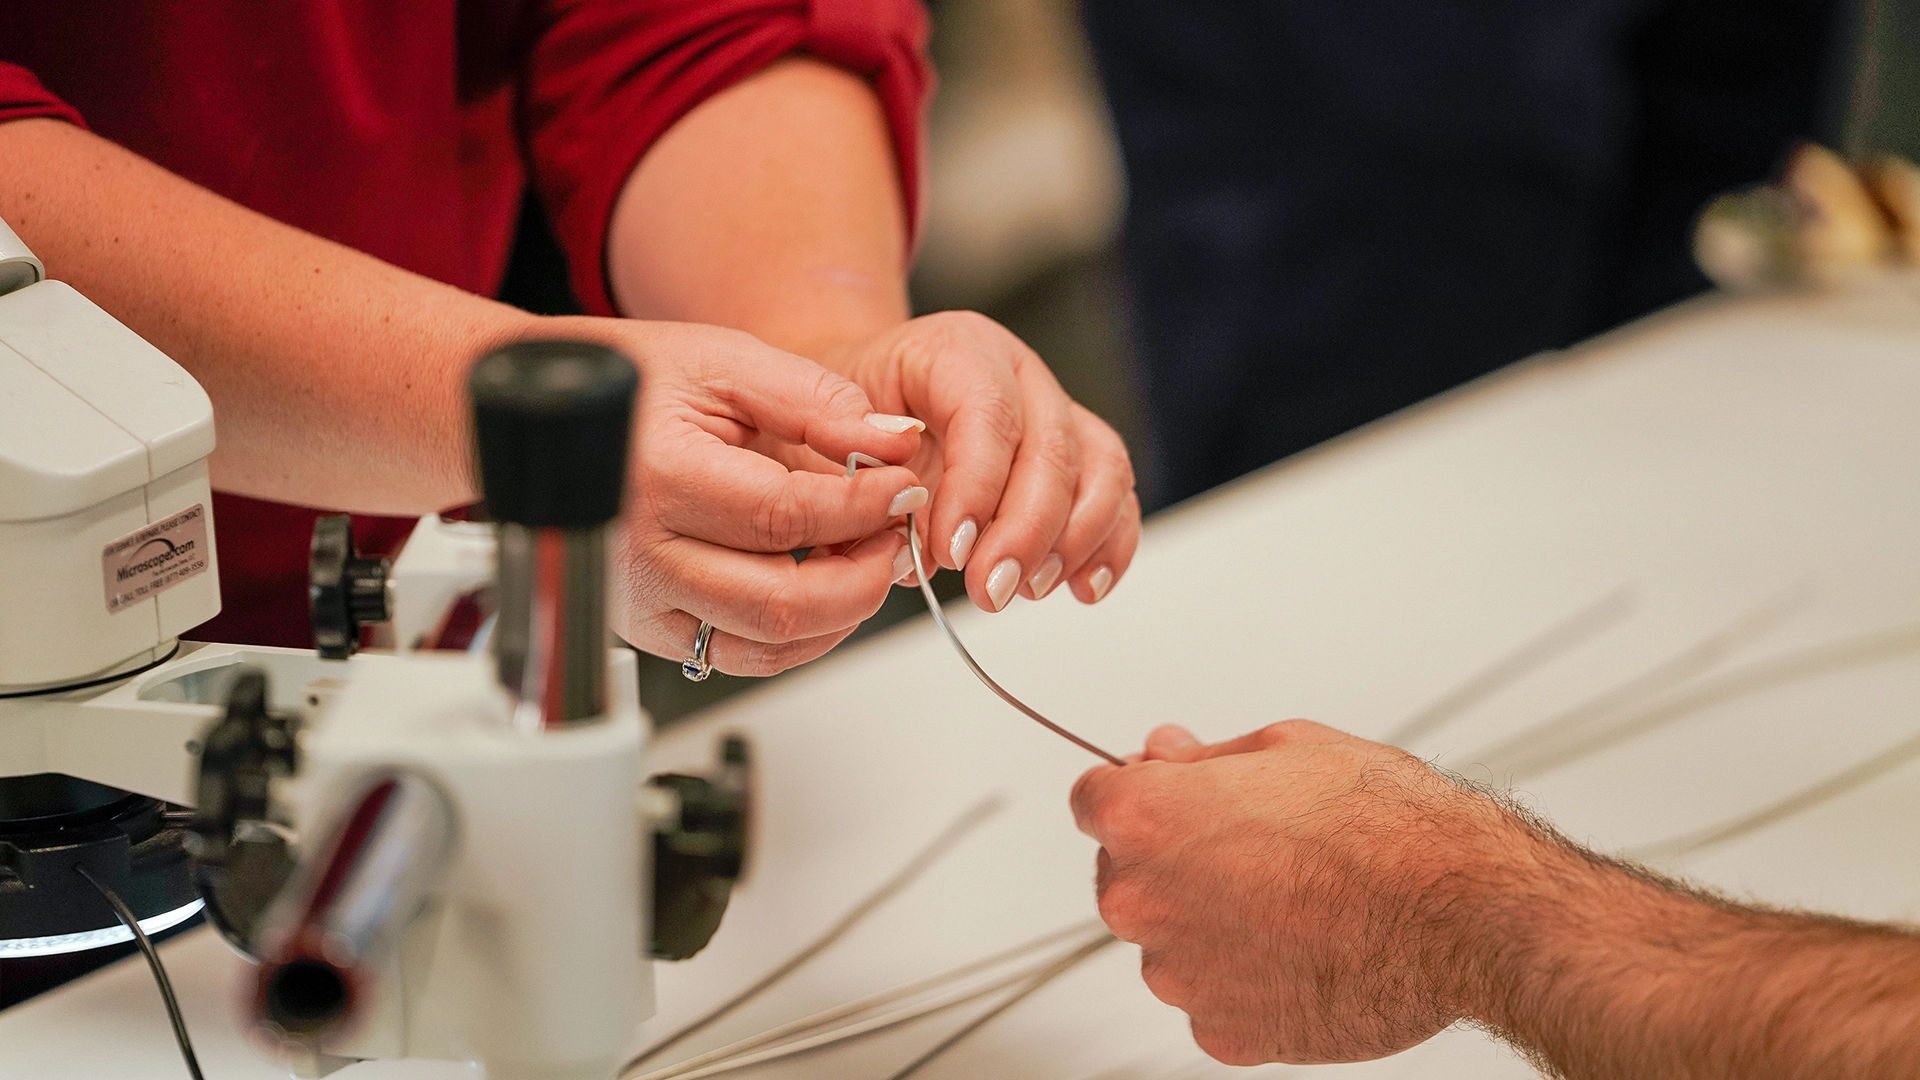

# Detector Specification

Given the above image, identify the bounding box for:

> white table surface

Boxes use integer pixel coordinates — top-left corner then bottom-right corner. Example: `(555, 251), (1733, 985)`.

(7, 279), (1920, 1079)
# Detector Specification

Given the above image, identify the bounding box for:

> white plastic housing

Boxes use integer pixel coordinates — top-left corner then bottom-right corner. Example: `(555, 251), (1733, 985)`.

(290, 649), (653, 1080)
(388, 514), (498, 652)
(0, 279), (219, 690)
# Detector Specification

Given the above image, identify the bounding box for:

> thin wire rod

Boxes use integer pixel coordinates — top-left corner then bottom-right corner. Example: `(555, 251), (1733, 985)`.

(76, 866), (205, 1080)
(631, 927), (1114, 1080)
(628, 920), (1104, 1080)
(619, 794), (1006, 1074)
(843, 452), (1123, 766)
(1467, 582), (1813, 777)
(882, 933), (1121, 1080)
(904, 510), (1124, 766)
(1634, 725), (1920, 860)
(1386, 587), (1635, 747)
(1503, 623), (1920, 782)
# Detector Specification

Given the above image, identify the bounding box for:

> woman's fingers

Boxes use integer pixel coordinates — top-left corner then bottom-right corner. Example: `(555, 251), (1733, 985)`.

(685, 326), (922, 468)
(1067, 490), (1140, 605)
(650, 526), (910, 644)
(878, 314), (1024, 574)
(1029, 404), (1135, 598)
(961, 360), (1082, 611)
(640, 608), (860, 679)
(647, 422), (924, 552)
(845, 312), (1136, 611)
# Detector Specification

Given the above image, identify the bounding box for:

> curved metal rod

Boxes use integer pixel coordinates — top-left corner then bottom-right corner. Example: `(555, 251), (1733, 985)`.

(906, 511), (1124, 766)
(846, 452), (1123, 765)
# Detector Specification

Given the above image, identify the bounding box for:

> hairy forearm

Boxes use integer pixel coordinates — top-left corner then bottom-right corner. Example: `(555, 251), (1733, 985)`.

(1462, 827), (1920, 1078)
(607, 57), (910, 361)
(0, 118), (540, 512)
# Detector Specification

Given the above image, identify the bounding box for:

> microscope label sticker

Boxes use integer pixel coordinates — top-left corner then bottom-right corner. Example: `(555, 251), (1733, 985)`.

(102, 504), (210, 613)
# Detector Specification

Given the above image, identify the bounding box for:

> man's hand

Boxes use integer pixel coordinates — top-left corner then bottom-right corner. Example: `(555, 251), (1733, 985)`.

(551, 317), (931, 676)
(1074, 723), (1920, 1079)
(821, 312), (1140, 612)
(1070, 721), (1533, 1065)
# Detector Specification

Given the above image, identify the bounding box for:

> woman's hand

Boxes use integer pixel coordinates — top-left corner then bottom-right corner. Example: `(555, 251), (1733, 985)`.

(819, 311), (1141, 613)
(551, 317), (929, 676)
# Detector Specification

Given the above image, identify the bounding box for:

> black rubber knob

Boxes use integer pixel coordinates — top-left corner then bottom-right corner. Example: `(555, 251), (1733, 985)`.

(468, 340), (638, 529)
(309, 515), (390, 660)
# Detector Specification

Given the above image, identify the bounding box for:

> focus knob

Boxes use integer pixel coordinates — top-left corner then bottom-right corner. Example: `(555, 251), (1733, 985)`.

(468, 340), (639, 528)
(309, 515), (390, 660)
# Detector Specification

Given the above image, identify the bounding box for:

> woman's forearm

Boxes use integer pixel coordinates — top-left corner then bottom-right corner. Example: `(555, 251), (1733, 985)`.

(0, 117), (538, 513)
(606, 57), (911, 361)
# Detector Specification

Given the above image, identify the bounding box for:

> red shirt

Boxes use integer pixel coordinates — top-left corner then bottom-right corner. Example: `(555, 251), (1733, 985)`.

(0, 0), (928, 648)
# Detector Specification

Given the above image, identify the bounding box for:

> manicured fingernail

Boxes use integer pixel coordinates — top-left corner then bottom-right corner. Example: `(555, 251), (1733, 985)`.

(1088, 565), (1114, 602)
(949, 517), (979, 569)
(865, 413), (926, 434)
(985, 558), (1021, 612)
(891, 536), (916, 583)
(1027, 553), (1064, 598)
(888, 486), (929, 516)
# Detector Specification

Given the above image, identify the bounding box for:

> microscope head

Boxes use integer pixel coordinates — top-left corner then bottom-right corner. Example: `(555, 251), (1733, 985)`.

(0, 218), (218, 962)
(0, 218), (220, 694)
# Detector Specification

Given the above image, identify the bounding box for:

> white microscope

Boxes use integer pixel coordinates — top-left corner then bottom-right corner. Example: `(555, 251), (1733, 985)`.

(0, 217), (748, 1079)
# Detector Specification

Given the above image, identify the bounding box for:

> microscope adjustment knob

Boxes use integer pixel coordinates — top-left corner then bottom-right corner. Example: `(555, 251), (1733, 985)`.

(186, 667), (299, 958)
(309, 514), (391, 660)
(648, 734), (753, 961)
(468, 340), (638, 529)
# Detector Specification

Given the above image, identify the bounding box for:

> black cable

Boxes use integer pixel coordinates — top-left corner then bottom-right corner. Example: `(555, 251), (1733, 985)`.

(76, 865), (206, 1080)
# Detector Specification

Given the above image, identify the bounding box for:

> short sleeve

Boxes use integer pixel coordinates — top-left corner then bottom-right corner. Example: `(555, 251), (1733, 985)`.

(0, 62), (87, 128)
(520, 0), (932, 317)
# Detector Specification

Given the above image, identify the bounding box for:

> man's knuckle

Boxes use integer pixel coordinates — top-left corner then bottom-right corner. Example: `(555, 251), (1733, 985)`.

(1262, 719), (1314, 746)
(1138, 953), (1188, 1006)
(1095, 876), (1149, 939)
(1192, 1024), (1265, 1067)
(1090, 793), (1144, 847)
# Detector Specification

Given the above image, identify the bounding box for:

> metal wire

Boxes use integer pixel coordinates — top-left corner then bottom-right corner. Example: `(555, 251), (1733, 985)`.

(903, 511), (1124, 766)
(630, 925), (1112, 1080)
(844, 452), (1123, 765)
(882, 933), (1121, 1080)
(76, 866), (205, 1080)
(1386, 587), (1635, 747)
(619, 794), (1006, 1075)
(1634, 725), (1920, 860)
(1467, 583), (1812, 778)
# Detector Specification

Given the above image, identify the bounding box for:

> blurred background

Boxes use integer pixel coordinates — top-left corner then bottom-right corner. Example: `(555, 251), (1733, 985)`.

(500, 0), (1915, 723)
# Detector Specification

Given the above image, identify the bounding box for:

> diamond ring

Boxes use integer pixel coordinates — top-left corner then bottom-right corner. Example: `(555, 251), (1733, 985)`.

(681, 620), (716, 681)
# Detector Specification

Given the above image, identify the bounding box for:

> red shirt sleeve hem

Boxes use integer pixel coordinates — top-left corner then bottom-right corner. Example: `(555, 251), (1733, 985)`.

(0, 62), (87, 128)
(523, 0), (931, 318)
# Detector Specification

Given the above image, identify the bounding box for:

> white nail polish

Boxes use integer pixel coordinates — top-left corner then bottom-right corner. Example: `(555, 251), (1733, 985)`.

(985, 558), (1020, 612)
(888, 486), (929, 516)
(865, 412), (926, 434)
(891, 539), (915, 583)
(1027, 553), (1064, 598)
(949, 517), (979, 570)
(1088, 565), (1114, 602)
